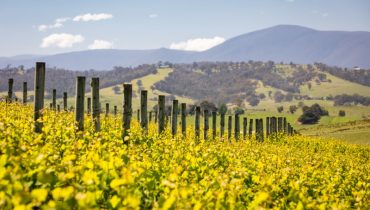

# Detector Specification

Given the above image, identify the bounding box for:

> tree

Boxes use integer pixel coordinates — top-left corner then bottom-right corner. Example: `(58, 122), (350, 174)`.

(274, 91), (285, 103)
(289, 105), (297, 114)
(234, 107), (245, 115)
(339, 110), (346, 117)
(277, 106), (284, 113)
(247, 96), (260, 106)
(298, 103), (328, 124)
(199, 100), (217, 112)
(112, 86), (121, 94)
(218, 104), (228, 115)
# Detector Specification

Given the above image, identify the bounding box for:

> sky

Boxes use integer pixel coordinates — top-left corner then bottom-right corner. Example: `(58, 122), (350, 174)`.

(0, 0), (369, 57)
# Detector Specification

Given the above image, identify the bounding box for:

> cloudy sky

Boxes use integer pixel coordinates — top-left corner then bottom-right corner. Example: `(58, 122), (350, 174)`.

(0, 0), (369, 56)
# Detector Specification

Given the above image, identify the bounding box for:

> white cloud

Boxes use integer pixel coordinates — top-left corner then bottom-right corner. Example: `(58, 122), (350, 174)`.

(73, 13), (113, 22)
(38, 17), (69, 31)
(41, 33), (84, 48)
(169, 36), (225, 52)
(149, 14), (158, 18)
(285, 0), (295, 2)
(88, 40), (114, 50)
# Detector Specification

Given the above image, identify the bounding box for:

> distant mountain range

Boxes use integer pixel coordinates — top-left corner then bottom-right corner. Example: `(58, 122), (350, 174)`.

(1, 25), (370, 70)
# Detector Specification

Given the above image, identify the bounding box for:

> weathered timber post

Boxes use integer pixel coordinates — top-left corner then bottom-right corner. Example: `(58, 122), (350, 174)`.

(212, 111), (217, 140)
(122, 83), (132, 138)
(243, 117), (247, 140)
(154, 110), (158, 123)
(91, 78), (100, 132)
(141, 90), (148, 132)
(23, 82), (27, 104)
(283, 117), (287, 134)
(149, 111), (152, 122)
(75, 76), (85, 131)
(228, 115), (232, 141)
(181, 103), (186, 136)
(195, 106), (200, 140)
(220, 112), (225, 139)
(172, 100), (178, 136)
(204, 110), (209, 140)
(137, 109), (140, 121)
(114, 106), (117, 116)
(266, 117), (270, 138)
(8, 78), (13, 102)
(49, 103), (52, 109)
(260, 119), (264, 142)
(63, 92), (68, 111)
(105, 103), (110, 117)
(34, 62), (45, 133)
(52, 89), (56, 110)
(87, 97), (91, 114)
(255, 119), (259, 141)
(278, 117), (283, 133)
(158, 95), (165, 134)
(234, 113), (240, 141)
(248, 119), (253, 139)
(57, 105), (60, 112)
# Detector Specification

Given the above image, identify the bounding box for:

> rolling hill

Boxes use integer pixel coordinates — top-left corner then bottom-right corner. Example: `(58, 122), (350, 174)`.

(1, 25), (370, 70)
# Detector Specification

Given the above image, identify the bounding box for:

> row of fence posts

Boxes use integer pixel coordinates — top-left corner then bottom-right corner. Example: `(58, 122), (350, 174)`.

(5, 62), (297, 140)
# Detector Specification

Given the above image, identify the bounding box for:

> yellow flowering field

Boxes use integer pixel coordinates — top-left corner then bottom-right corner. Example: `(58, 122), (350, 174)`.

(0, 102), (369, 209)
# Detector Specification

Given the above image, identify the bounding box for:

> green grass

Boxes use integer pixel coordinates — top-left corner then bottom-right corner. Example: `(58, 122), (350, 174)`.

(99, 68), (194, 109)
(300, 71), (370, 97)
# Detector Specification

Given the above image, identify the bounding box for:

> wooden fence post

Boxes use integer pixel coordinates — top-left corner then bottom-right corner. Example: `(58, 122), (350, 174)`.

(249, 119), (253, 139)
(123, 83), (132, 138)
(149, 111), (152, 122)
(137, 109), (140, 121)
(243, 117), (247, 140)
(228, 115), (232, 141)
(255, 119), (259, 141)
(195, 106), (200, 140)
(91, 78), (100, 132)
(52, 89), (56, 110)
(260, 119), (264, 142)
(8, 78), (13, 102)
(49, 103), (52, 109)
(57, 105), (60, 112)
(204, 110), (209, 140)
(212, 111), (217, 140)
(283, 117), (287, 134)
(266, 117), (270, 138)
(105, 103), (110, 117)
(75, 76), (85, 131)
(114, 106), (117, 116)
(158, 95), (165, 134)
(234, 113), (240, 141)
(62, 92), (67, 111)
(220, 113), (225, 139)
(140, 90), (148, 132)
(172, 100), (178, 136)
(34, 62), (45, 133)
(87, 97), (91, 114)
(278, 117), (283, 133)
(23, 82), (27, 104)
(181, 103), (186, 136)
(155, 110), (158, 123)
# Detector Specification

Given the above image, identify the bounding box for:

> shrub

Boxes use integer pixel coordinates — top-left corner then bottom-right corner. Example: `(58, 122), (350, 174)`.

(339, 110), (346, 117)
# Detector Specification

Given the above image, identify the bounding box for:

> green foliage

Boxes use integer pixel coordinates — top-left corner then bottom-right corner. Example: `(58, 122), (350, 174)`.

(0, 102), (369, 209)
(299, 103), (328, 124)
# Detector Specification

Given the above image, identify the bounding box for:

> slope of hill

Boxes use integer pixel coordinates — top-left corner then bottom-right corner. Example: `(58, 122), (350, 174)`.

(201, 25), (370, 68)
(1, 25), (370, 70)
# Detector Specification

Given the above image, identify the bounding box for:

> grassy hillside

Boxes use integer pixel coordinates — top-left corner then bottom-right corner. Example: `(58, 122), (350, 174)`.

(99, 68), (194, 109)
